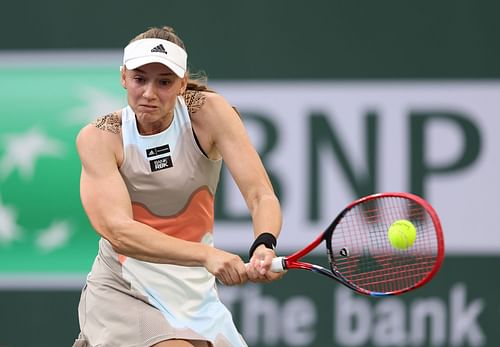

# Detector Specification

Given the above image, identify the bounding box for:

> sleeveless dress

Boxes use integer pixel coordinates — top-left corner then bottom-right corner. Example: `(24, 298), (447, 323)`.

(73, 96), (248, 347)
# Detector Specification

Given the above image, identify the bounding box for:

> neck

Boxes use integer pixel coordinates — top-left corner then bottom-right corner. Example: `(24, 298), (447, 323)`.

(135, 111), (174, 135)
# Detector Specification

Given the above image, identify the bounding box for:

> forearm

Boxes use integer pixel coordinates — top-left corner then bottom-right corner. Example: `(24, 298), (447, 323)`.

(246, 192), (284, 281)
(104, 219), (211, 266)
(104, 218), (248, 285)
(249, 192), (282, 239)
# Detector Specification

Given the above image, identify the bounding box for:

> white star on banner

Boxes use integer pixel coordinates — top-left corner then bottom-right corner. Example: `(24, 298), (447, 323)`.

(35, 220), (72, 253)
(0, 196), (22, 245)
(0, 128), (66, 180)
(66, 85), (124, 124)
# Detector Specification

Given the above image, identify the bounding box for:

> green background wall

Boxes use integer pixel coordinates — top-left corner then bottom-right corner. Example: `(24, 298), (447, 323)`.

(1, 1), (499, 347)
(2, 1), (500, 79)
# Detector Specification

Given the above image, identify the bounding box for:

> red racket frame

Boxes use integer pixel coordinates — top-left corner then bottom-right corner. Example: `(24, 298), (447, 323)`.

(279, 192), (445, 296)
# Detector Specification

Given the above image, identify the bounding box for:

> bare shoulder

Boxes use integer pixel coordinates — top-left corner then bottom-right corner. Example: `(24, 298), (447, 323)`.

(185, 91), (242, 159)
(184, 90), (238, 119)
(183, 90), (208, 114)
(92, 111), (122, 134)
(76, 111), (123, 161)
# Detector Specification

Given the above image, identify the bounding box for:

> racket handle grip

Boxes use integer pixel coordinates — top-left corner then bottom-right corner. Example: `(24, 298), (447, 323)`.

(270, 257), (286, 272)
(245, 257), (286, 272)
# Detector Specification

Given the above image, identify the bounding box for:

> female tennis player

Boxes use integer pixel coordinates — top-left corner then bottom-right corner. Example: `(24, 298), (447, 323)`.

(72, 25), (282, 347)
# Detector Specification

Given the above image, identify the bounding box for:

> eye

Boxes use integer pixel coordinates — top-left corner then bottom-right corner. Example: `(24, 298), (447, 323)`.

(133, 76), (145, 83)
(159, 79), (172, 86)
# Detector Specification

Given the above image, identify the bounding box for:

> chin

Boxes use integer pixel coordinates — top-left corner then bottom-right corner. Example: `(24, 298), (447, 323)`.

(135, 108), (158, 116)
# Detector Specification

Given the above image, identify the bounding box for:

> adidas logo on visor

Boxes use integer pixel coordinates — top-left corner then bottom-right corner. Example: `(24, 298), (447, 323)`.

(151, 44), (167, 54)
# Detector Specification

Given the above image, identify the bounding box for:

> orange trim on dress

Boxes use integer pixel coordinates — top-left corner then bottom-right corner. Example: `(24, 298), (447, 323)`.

(118, 187), (215, 265)
(132, 187), (214, 242)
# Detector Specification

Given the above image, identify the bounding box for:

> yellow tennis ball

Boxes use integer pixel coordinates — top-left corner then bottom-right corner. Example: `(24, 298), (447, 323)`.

(387, 219), (417, 250)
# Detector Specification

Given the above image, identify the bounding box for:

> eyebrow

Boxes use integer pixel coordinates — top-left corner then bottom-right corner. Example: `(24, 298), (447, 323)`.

(134, 68), (175, 76)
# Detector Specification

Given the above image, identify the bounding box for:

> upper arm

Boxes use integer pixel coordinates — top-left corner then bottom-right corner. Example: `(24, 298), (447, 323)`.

(199, 94), (276, 207)
(76, 124), (133, 241)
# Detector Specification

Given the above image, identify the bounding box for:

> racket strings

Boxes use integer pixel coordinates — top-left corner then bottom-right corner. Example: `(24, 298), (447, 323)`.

(331, 196), (439, 294)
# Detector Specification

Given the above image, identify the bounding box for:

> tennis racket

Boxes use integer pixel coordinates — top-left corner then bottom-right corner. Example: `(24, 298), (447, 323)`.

(271, 192), (444, 297)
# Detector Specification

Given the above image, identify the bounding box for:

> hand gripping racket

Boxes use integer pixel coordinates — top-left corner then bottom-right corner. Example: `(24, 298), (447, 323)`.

(271, 192), (444, 296)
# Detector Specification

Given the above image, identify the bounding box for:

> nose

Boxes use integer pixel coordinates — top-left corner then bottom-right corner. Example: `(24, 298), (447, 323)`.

(142, 82), (157, 100)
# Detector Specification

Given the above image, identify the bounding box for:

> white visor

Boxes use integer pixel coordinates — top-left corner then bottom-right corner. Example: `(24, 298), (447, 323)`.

(123, 38), (187, 78)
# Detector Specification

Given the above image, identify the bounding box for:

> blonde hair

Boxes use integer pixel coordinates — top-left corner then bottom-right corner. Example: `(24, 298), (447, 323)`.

(130, 26), (214, 92)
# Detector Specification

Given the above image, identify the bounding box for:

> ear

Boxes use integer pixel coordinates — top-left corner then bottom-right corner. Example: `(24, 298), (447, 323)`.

(179, 74), (189, 95)
(120, 66), (127, 89)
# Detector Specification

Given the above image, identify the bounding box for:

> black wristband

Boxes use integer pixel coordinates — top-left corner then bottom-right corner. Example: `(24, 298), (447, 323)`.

(249, 232), (277, 259)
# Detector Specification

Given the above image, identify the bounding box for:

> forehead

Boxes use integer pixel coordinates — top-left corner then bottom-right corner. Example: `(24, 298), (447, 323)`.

(130, 62), (176, 76)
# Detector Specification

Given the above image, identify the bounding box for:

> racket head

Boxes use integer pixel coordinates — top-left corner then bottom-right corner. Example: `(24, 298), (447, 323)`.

(325, 192), (444, 296)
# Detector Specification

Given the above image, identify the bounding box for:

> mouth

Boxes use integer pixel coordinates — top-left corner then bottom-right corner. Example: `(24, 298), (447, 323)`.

(137, 104), (158, 112)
